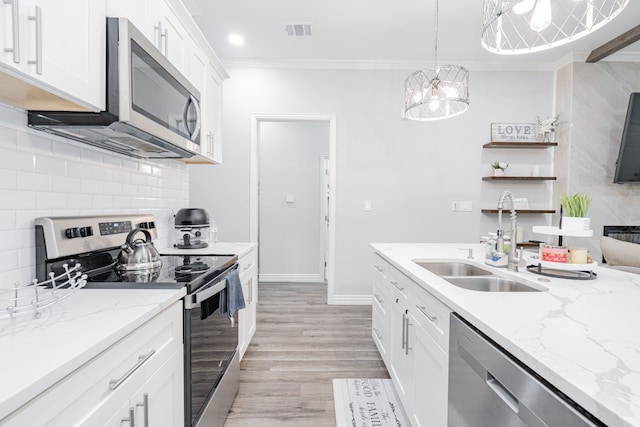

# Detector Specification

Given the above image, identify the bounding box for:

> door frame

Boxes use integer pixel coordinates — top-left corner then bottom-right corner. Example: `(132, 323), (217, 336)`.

(249, 113), (337, 304)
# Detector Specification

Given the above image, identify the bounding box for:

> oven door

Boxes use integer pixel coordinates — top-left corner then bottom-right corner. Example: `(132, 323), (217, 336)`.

(184, 269), (240, 427)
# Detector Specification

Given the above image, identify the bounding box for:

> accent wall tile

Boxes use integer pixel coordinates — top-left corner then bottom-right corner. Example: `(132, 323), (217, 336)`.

(92, 195), (113, 208)
(17, 247), (33, 269)
(80, 179), (104, 195)
(52, 176), (82, 193)
(80, 147), (104, 164)
(0, 229), (28, 250)
(15, 210), (51, 229)
(67, 162), (94, 179)
(67, 193), (93, 209)
(0, 189), (37, 210)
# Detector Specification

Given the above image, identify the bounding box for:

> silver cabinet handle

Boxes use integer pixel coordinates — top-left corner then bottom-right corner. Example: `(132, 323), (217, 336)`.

(162, 27), (168, 56)
(405, 316), (412, 355)
(3, 0), (20, 63)
(110, 350), (156, 390)
(401, 313), (406, 349)
(374, 265), (383, 272)
(136, 393), (149, 427)
(154, 21), (163, 50)
(416, 304), (437, 323)
(122, 407), (136, 427)
(374, 293), (383, 304)
(27, 5), (41, 74)
(248, 277), (253, 304)
(243, 262), (254, 272)
(391, 281), (404, 292)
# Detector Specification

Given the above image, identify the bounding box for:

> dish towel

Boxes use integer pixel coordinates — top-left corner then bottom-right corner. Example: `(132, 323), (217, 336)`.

(220, 269), (245, 326)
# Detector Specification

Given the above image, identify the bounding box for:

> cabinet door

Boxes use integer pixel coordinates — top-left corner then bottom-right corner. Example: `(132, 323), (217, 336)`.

(1, 0), (105, 110)
(132, 346), (185, 427)
(157, 0), (188, 75)
(410, 316), (448, 427)
(389, 295), (411, 403)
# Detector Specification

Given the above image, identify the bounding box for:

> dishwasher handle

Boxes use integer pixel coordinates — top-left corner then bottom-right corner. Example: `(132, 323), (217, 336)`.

(486, 372), (519, 413)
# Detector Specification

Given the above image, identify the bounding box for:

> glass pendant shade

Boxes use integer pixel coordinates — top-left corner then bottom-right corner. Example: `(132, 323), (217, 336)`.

(482, 0), (630, 54)
(404, 65), (470, 121)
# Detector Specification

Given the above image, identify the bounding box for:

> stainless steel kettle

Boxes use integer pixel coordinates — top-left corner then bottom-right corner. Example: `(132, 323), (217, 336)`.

(116, 228), (162, 272)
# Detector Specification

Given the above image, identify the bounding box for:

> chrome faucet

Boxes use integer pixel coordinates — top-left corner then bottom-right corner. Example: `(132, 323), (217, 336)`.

(496, 191), (525, 271)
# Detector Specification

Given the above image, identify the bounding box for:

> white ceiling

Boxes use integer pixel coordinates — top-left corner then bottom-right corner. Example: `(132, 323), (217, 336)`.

(185, 0), (640, 69)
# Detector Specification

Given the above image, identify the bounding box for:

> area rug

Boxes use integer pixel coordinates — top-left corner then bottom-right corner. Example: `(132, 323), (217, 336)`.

(332, 378), (410, 427)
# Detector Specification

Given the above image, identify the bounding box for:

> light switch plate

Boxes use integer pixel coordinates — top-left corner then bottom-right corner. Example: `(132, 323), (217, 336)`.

(459, 201), (473, 212)
(364, 200), (372, 211)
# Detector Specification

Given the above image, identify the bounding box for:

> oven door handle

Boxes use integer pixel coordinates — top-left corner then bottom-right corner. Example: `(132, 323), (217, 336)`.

(186, 278), (227, 309)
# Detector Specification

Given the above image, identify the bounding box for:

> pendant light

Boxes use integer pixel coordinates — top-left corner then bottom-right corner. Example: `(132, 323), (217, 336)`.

(482, 0), (630, 54)
(404, 0), (469, 121)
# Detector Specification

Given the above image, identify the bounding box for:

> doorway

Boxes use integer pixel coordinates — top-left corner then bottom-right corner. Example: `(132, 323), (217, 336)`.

(250, 114), (337, 304)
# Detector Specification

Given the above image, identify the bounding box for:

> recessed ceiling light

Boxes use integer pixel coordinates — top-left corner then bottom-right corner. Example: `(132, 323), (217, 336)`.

(229, 34), (244, 46)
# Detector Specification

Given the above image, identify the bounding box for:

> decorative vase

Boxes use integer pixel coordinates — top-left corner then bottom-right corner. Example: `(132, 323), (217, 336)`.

(542, 131), (554, 142)
(493, 169), (505, 177)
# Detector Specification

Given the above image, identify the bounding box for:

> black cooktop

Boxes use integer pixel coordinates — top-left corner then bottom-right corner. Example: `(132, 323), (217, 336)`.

(58, 253), (238, 292)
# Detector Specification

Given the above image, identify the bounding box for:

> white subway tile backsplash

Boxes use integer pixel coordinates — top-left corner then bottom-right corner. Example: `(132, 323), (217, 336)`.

(52, 139), (82, 159)
(17, 171), (53, 191)
(0, 148), (35, 172)
(0, 169), (17, 189)
(0, 189), (37, 210)
(34, 154), (67, 176)
(18, 130), (53, 156)
(0, 250), (19, 273)
(37, 192), (69, 209)
(0, 111), (190, 287)
(0, 126), (18, 149)
(0, 211), (16, 230)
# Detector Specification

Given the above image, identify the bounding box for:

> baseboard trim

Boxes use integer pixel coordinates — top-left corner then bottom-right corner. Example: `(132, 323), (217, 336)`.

(331, 295), (372, 305)
(259, 274), (324, 283)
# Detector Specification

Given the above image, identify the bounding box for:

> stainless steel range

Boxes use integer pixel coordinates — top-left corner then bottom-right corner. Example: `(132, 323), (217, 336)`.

(34, 214), (241, 427)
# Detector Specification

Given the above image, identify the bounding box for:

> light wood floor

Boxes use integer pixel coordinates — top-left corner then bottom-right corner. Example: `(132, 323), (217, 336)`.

(223, 282), (389, 427)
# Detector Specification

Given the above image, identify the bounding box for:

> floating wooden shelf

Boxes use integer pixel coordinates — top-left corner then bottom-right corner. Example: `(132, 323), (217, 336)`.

(481, 209), (556, 214)
(483, 142), (558, 149)
(482, 176), (556, 181)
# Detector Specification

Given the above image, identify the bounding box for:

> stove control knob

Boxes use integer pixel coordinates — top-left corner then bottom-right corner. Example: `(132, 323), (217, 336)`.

(80, 226), (93, 237)
(65, 227), (81, 239)
(139, 221), (155, 229)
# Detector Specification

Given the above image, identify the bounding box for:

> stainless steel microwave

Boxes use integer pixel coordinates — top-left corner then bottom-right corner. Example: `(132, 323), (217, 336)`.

(27, 17), (201, 160)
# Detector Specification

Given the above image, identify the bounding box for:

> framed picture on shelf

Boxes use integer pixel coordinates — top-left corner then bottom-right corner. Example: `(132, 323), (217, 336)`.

(491, 123), (538, 143)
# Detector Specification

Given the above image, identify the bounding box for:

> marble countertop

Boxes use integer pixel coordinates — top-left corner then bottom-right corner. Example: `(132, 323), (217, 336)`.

(371, 243), (640, 427)
(0, 287), (185, 421)
(158, 241), (256, 258)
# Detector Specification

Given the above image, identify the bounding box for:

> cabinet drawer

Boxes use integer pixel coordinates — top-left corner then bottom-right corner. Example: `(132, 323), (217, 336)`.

(372, 279), (390, 317)
(389, 267), (411, 301)
(411, 289), (452, 353)
(3, 301), (183, 427)
(372, 254), (389, 281)
(239, 249), (257, 277)
(372, 305), (389, 362)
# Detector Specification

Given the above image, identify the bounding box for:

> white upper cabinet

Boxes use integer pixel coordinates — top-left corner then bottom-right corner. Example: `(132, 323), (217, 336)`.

(0, 0), (105, 111)
(107, 0), (189, 76)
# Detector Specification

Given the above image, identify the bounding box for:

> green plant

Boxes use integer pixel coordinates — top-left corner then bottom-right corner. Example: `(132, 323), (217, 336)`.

(491, 161), (508, 170)
(560, 193), (592, 217)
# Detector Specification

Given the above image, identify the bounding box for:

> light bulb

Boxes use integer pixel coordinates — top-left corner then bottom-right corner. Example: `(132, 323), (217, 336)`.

(429, 97), (440, 111)
(512, 0), (535, 14)
(530, 0), (552, 32)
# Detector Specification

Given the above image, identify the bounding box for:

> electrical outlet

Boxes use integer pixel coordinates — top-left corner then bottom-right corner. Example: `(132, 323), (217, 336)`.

(364, 200), (372, 211)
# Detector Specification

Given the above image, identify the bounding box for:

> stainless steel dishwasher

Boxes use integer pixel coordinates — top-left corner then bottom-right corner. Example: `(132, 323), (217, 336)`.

(448, 314), (604, 427)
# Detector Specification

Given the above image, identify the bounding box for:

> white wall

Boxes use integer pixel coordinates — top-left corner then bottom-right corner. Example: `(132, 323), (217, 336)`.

(258, 121), (329, 281)
(189, 67), (555, 299)
(0, 103), (189, 288)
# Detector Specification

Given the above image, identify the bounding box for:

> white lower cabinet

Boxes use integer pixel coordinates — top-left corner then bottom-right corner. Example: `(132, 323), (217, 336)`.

(373, 252), (452, 427)
(2, 301), (184, 427)
(238, 247), (258, 359)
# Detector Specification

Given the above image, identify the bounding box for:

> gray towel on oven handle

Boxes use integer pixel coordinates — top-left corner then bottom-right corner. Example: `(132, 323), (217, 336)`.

(224, 269), (245, 325)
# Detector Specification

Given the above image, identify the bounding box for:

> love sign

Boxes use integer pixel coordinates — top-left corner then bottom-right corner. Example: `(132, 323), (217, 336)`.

(491, 123), (537, 142)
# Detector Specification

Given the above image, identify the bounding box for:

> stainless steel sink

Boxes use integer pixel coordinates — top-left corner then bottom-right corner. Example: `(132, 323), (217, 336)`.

(444, 277), (542, 292)
(415, 261), (493, 277)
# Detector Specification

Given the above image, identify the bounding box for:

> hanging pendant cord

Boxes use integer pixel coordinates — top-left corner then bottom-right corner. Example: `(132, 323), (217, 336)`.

(434, 0), (439, 67)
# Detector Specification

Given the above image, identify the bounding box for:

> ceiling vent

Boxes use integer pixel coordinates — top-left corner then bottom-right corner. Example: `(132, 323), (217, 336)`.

(285, 23), (312, 37)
